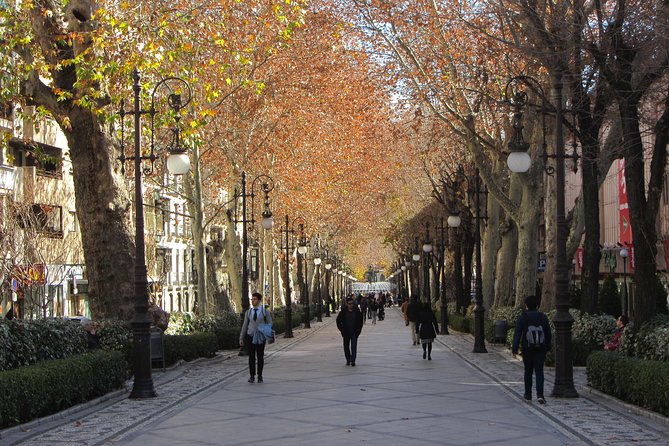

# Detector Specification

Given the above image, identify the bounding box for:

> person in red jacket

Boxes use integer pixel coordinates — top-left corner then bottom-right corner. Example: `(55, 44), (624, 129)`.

(604, 315), (629, 351)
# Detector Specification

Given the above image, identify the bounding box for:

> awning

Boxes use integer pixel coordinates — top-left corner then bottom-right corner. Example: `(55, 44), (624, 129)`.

(351, 282), (395, 294)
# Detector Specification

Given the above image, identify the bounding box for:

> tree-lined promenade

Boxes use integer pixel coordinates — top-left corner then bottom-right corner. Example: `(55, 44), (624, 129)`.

(1, 0), (668, 433)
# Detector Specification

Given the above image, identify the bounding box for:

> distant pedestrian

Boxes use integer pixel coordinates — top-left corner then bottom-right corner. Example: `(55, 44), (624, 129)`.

(406, 295), (421, 346)
(240, 292), (272, 383)
(512, 295), (552, 404)
(415, 302), (439, 360)
(369, 298), (378, 324)
(336, 296), (364, 366)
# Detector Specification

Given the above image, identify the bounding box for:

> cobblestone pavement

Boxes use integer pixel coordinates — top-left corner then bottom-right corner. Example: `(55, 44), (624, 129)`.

(435, 326), (669, 445)
(1, 322), (328, 446)
(2, 309), (668, 446)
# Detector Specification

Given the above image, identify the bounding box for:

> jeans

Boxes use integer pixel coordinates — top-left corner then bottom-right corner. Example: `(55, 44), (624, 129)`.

(522, 350), (546, 398)
(342, 334), (358, 363)
(246, 334), (265, 377)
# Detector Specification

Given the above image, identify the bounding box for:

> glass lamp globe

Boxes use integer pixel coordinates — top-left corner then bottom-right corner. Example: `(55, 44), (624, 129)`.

(507, 151), (532, 173)
(167, 152), (190, 175)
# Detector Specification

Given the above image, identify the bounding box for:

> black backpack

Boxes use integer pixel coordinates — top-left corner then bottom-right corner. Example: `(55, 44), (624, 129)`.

(523, 312), (546, 350)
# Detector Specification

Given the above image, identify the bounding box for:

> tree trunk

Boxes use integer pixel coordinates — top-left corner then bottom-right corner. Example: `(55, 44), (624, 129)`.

(224, 214), (243, 312)
(183, 145), (208, 315)
(65, 109), (135, 320)
(494, 216), (518, 307)
(515, 176), (542, 307)
(482, 191), (500, 310)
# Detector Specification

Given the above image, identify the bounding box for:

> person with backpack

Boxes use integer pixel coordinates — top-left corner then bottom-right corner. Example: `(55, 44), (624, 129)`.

(239, 292), (273, 383)
(512, 295), (552, 404)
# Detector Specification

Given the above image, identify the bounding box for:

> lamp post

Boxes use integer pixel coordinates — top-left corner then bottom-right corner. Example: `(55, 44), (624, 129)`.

(118, 69), (192, 399)
(293, 219), (310, 329)
(422, 218), (433, 303)
(233, 173), (274, 332)
(620, 247), (629, 316)
(469, 169), (487, 353)
(281, 215), (295, 338)
(412, 238), (421, 298)
(505, 68), (578, 397)
(435, 215), (459, 335)
(324, 255), (332, 317)
(314, 245), (323, 322)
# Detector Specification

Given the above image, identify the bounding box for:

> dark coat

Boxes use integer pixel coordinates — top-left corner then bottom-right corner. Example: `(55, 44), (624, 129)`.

(336, 307), (363, 337)
(511, 310), (552, 354)
(416, 309), (439, 340)
(406, 300), (421, 322)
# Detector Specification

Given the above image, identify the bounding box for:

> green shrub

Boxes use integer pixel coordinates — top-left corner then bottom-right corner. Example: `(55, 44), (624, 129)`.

(620, 315), (669, 362)
(213, 327), (241, 350)
(0, 350), (127, 428)
(96, 319), (132, 352)
(0, 319), (87, 371)
(163, 332), (218, 365)
(572, 313), (616, 351)
(448, 313), (472, 333)
(166, 312), (194, 335)
(587, 351), (669, 417)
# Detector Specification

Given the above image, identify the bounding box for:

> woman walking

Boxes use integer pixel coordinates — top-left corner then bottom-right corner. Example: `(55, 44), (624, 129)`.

(239, 292), (272, 383)
(415, 302), (439, 360)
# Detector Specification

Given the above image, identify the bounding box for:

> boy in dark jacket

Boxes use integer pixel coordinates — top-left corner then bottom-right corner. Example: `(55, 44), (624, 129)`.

(336, 297), (364, 366)
(512, 295), (552, 404)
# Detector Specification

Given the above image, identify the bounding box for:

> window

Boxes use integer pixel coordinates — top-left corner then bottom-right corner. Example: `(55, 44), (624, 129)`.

(68, 210), (78, 233)
(9, 140), (62, 179)
(16, 203), (63, 237)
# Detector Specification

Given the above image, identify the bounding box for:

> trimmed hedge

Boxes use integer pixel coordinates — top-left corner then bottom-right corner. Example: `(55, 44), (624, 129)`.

(163, 332), (218, 366)
(587, 351), (669, 417)
(0, 319), (87, 371)
(0, 350), (128, 429)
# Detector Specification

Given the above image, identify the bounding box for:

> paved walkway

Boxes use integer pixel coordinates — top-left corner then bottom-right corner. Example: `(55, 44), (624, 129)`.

(2, 308), (668, 445)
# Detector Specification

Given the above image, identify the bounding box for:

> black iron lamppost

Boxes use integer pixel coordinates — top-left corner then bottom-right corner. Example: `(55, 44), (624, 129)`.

(412, 238), (421, 298)
(314, 245), (323, 322)
(324, 253), (332, 317)
(457, 167), (487, 354)
(280, 216), (295, 338)
(233, 173), (274, 323)
(118, 69), (192, 399)
(620, 246), (629, 316)
(422, 218), (434, 303)
(505, 68), (579, 398)
(294, 218), (310, 329)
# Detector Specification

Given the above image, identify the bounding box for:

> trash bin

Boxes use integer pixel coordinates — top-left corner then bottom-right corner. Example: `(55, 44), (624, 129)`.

(150, 327), (165, 370)
(492, 320), (508, 344)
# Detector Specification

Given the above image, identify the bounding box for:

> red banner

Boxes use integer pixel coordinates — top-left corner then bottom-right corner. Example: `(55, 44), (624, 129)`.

(618, 159), (633, 245)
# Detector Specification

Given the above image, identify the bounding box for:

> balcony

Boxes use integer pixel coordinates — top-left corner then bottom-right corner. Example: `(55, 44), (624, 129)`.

(0, 164), (15, 193)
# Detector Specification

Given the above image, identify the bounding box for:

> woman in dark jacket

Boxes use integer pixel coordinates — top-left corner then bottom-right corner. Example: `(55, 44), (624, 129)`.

(415, 302), (439, 360)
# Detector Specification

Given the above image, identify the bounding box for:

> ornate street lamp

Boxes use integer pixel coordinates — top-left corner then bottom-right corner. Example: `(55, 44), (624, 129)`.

(422, 217), (434, 303)
(118, 69), (192, 399)
(294, 218), (310, 329)
(324, 257), (332, 316)
(314, 245), (323, 322)
(280, 216), (296, 337)
(232, 173), (274, 315)
(505, 68), (579, 398)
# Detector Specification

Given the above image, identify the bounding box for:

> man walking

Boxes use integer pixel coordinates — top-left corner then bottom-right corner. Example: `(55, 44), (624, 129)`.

(336, 296), (364, 366)
(406, 295), (421, 346)
(512, 295), (552, 404)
